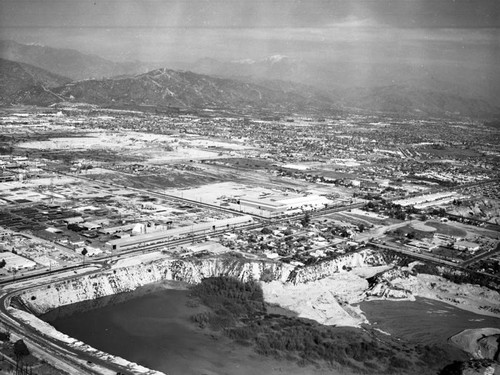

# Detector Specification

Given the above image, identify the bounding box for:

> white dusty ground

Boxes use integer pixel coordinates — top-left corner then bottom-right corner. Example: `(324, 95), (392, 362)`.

(261, 272), (370, 327)
(393, 273), (500, 318)
(262, 267), (500, 328)
(6, 253), (500, 374)
(18, 131), (251, 164)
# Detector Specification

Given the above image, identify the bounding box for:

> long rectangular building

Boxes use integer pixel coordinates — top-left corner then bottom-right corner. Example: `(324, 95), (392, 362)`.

(239, 195), (331, 213)
(106, 215), (253, 251)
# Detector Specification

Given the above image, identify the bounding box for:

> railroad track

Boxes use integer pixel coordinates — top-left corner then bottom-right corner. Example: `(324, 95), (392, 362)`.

(2, 170), (497, 374)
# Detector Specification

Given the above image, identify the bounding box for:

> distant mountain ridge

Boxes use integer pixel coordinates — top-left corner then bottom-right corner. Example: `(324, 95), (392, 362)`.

(9, 66), (336, 113)
(185, 55), (500, 116)
(0, 39), (499, 118)
(2, 59), (498, 118)
(186, 55), (308, 84)
(339, 85), (498, 118)
(0, 58), (71, 103)
(0, 40), (157, 81)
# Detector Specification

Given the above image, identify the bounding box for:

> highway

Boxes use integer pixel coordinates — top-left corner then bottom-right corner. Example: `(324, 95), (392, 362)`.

(0, 224), (260, 375)
(0, 173), (498, 374)
(0, 267), (135, 375)
(40, 167), (270, 220)
(461, 241), (500, 268)
(0, 209), (309, 375)
(370, 242), (500, 281)
(368, 242), (460, 268)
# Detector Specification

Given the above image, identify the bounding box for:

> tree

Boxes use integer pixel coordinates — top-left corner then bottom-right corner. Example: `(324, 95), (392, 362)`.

(366, 201), (376, 210)
(0, 259), (5, 268)
(14, 339), (29, 362)
(81, 248), (88, 265)
(395, 211), (406, 221)
(260, 227), (272, 235)
(300, 213), (311, 227)
(0, 330), (10, 341)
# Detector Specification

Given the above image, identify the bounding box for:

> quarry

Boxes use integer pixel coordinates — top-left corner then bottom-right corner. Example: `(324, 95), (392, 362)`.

(1, 248), (498, 375)
(0, 109), (498, 374)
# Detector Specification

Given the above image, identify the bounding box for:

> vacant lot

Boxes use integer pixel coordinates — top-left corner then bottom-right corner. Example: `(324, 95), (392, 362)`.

(425, 221), (467, 237)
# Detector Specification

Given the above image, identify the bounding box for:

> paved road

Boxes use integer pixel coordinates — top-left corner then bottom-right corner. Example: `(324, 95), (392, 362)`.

(368, 242), (460, 268)
(41, 167), (269, 219)
(0, 267), (133, 375)
(0, 223), (261, 375)
(1, 172), (497, 374)
(353, 220), (416, 243)
(461, 241), (500, 267)
(370, 242), (500, 281)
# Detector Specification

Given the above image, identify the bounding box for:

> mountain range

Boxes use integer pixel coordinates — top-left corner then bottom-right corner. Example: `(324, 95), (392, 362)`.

(0, 40), (156, 81)
(184, 55), (500, 107)
(0, 40), (499, 118)
(183, 55), (307, 85)
(0, 58), (71, 101)
(10, 67), (336, 113)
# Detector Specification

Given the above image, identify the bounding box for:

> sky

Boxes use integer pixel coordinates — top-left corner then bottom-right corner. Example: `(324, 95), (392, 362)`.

(0, 0), (498, 65)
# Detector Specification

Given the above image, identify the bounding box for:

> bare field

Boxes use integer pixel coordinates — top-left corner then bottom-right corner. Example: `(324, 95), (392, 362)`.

(338, 209), (400, 226)
(425, 221), (468, 237)
(18, 131), (252, 165)
(90, 169), (227, 190)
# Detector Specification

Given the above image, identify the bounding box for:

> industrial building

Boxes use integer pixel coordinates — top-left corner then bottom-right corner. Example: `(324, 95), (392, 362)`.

(453, 241), (481, 253)
(238, 195), (331, 215)
(106, 215), (253, 251)
(0, 252), (37, 271)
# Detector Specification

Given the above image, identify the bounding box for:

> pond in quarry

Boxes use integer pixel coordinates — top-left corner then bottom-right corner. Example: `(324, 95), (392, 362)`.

(42, 281), (500, 375)
(359, 296), (500, 347)
(42, 281), (332, 375)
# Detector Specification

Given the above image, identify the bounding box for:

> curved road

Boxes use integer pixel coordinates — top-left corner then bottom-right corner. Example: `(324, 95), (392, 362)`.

(0, 266), (136, 375)
(1, 175), (497, 374)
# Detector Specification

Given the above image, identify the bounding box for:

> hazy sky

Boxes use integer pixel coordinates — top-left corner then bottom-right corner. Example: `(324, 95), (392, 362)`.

(0, 0), (499, 67)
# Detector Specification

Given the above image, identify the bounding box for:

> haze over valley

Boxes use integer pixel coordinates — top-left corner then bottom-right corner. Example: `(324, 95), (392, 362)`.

(1, 38), (499, 118)
(0, 1), (499, 375)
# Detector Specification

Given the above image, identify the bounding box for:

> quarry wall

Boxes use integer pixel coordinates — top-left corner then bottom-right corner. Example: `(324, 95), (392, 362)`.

(16, 250), (388, 316)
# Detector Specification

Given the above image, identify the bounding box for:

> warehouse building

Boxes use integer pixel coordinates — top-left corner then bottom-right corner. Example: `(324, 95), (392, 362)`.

(238, 194), (331, 215)
(106, 215), (253, 251)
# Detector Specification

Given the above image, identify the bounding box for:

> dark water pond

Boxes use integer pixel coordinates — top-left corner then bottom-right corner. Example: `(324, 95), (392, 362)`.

(359, 296), (500, 346)
(42, 282), (324, 375)
(43, 283), (500, 375)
